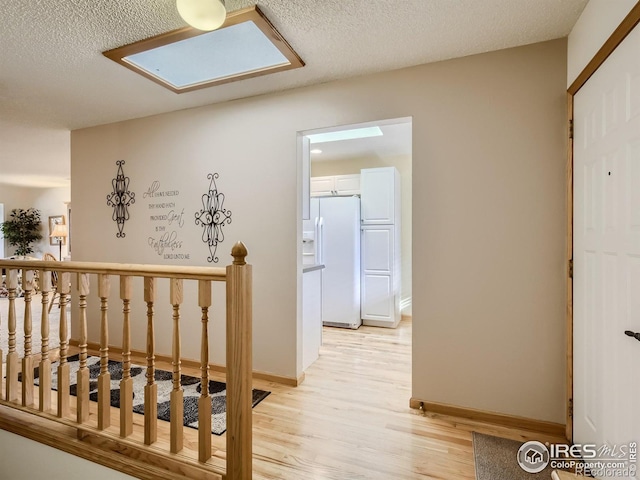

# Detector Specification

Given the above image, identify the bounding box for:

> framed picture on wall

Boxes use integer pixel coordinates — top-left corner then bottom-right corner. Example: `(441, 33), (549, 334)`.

(49, 215), (66, 245)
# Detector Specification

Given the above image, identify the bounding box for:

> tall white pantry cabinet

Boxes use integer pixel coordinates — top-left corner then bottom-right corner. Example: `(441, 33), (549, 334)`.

(360, 167), (401, 327)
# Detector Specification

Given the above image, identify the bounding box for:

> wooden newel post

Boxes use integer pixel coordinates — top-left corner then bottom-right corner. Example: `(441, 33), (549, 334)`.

(226, 242), (253, 480)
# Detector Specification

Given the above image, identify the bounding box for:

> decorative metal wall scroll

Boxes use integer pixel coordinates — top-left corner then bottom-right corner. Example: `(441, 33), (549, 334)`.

(106, 160), (136, 238)
(195, 173), (232, 263)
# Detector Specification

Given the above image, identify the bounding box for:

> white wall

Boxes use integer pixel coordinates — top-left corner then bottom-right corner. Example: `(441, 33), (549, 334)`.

(0, 184), (70, 257)
(72, 38), (568, 421)
(311, 155), (412, 314)
(567, 0), (637, 86)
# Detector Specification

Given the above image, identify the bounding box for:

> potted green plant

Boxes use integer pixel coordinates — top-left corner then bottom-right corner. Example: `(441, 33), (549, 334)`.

(0, 208), (43, 257)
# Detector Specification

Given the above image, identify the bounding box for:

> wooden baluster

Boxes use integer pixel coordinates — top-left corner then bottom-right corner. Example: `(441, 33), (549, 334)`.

(170, 278), (183, 454)
(198, 280), (212, 463)
(226, 242), (253, 480)
(39, 268), (52, 412)
(76, 273), (90, 424)
(144, 277), (157, 445)
(97, 274), (111, 430)
(120, 276), (133, 438)
(0, 293), (2, 397)
(57, 272), (71, 418)
(21, 270), (35, 406)
(5, 269), (19, 402)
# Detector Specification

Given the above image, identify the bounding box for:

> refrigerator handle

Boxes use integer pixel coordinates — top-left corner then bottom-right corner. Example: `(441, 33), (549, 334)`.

(316, 217), (324, 265)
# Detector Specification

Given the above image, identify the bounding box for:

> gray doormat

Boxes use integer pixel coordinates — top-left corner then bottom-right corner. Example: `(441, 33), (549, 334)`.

(473, 432), (554, 479)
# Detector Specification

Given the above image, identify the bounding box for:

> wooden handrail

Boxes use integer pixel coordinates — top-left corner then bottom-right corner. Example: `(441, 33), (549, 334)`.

(0, 260), (227, 281)
(0, 243), (252, 480)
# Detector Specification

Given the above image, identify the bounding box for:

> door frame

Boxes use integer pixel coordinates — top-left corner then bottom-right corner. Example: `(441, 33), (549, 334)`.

(565, 2), (640, 442)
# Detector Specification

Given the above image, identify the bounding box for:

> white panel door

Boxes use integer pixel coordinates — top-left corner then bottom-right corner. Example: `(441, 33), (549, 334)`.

(574, 24), (640, 472)
(361, 167), (395, 224)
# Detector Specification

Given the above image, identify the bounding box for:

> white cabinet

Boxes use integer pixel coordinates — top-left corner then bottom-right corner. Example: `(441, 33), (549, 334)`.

(360, 167), (401, 328)
(361, 226), (396, 323)
(334, 175), (360, 195)
(302, 267), (323, 370)
(310, 176), (335, 196)
(361, 274), (393, 320)
(361, 167), (399, 224)
(361, 226), (393, 274)
(310, 174), (360, 197)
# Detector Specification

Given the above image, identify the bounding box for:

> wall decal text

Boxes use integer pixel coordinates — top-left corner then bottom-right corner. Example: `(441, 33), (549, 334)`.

(144, 180), (190, 260)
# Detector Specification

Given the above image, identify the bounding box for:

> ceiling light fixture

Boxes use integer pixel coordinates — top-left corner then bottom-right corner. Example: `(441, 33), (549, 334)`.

(310, 149), (322, 154)
(177, 0), (226, 31)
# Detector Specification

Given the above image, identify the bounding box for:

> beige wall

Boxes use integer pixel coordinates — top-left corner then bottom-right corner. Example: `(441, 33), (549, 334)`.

(0, 430), (135, 480)
(410, 40), (567, 423)
(311, 155), (412, 314)
(72, 38), (567, 421)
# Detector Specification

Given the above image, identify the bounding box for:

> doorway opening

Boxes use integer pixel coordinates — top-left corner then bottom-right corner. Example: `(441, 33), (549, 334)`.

(297, 117), (412, 378)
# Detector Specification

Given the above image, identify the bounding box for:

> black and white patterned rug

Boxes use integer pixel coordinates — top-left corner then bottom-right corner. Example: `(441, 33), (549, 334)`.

(30, 354), (270, 435)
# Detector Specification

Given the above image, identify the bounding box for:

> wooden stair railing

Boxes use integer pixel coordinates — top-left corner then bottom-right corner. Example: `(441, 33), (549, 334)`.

(0, 243), (252, 480)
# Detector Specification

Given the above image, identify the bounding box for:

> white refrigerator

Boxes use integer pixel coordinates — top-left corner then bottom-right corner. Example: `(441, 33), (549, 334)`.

(303, 196), (361, 329)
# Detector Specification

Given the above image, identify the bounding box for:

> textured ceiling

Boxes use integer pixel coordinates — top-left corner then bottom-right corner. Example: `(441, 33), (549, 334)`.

(0, 0), (588, 187)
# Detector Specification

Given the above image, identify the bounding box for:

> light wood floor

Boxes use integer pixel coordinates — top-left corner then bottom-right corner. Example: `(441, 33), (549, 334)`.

(204, 318), (565, 479)
(3, 318), (567, 479)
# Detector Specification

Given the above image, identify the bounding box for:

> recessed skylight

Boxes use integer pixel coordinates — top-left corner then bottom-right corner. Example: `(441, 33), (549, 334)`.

(307, 127), (383, 144)
(124, 21), (289, 89)
(103, 6), (304, 94)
